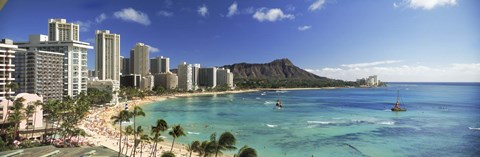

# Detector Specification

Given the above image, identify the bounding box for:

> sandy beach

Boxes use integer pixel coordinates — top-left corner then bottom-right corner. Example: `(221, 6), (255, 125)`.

(80, 89), (260, 157)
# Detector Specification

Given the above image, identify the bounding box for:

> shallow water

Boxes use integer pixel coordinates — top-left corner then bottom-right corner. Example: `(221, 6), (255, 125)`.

(136, 83), (480, 156)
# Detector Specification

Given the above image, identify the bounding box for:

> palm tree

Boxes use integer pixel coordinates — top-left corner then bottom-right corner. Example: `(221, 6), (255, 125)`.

(111, 110), (131, 157)
(214, 131), (237, 157)
(31, 100), (42, 140)
(139, 134), (150, 157)
(151, 119), (168, 157)
(186, 140), (200, 157)
(130, 126), (144, 157)
(124, 126), (134, 155)
(234, 145), (257, 157)
(24, 104), (35, 139)
(168, 124), (186, 152)
(8, 97), (25, 141)
(1, 83), (18, 132)
(130, 106), (145, 157)
(161, 151), (176, 157)
(198, 140), (216, 157)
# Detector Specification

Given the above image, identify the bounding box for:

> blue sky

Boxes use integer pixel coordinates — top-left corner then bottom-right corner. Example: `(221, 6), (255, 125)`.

(0, 0), (479, 82)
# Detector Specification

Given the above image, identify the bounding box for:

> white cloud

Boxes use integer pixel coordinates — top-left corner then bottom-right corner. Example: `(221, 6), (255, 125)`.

(227, 2), (238, 17)
(95, 13), (107, 23)
(74, 13), (108, 32)
(198, 4), (209, 17)
(394, 0), (457, 10)
(306, 62), (480, 82)
(149, 46), (160, 53)
(157, 10), (173, 17)
(73, 20), (92, 32)
(298, 25), (312, 31)
(242, 7), (255, 14)
(341, 60), (403, 68)
(253, 8), (295, 22)
(113, 8), (151, 26)
(309, 0), (326, 11)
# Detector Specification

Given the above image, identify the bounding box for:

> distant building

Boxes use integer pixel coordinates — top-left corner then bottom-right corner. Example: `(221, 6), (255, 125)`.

(120, 74), (142, 88)
(87, 79), (119, 105)
(121, 57), (130, 75)
(217, 68), (234, 88)
(88, 70), (96, 78)
(192, 64), (200, 90)
(357, 75), (380, 87)
(130, 43), (149, 76)
(199, 67), (217, 88)
(177, 62), (193, 91)
(140, 75), (154, 91)
(0, 39), (17, 100)
(48, 18), (79, 42)
(0, 93), (43, 132)
(14, 48), (64, 101)
(95, 30), (120, 81)
(150, 56), (170, 74)
(153, 72), (178, 90)
(15, 33), (92, 98)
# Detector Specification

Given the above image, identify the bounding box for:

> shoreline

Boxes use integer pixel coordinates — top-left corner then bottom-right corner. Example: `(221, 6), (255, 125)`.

(81, 87), (344, 156)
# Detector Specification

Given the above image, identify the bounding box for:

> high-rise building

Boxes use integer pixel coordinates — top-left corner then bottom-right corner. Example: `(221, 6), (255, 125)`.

(191, 64), (200, 90)
(121, 57), (130, 75)
(199, 67), (217, 88)
(0, 39), (17, 100)
(48, 19), (79, 42)
(177, 62), (193, 91)
(217, 68), (234, 88)
(14, 48), (64, 101)
(154, 72), (178, 90)
(15, 34), (93, 98)
(130, 43), (149, 76)
(150, 56), (170, 74)
(95, 30), (120, 81)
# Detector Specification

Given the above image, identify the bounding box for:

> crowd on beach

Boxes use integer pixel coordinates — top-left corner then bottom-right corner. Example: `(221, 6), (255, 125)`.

(79, 103), (190, 157)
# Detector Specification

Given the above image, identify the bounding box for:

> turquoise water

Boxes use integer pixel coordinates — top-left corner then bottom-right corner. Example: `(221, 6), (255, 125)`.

(136, 83), (480, 157)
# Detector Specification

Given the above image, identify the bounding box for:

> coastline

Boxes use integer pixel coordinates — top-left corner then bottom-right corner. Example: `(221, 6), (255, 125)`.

(80, 87), (343, 156)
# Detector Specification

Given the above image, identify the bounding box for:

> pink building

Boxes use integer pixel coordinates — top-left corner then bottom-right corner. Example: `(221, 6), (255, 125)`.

(0, 93), (43, 131)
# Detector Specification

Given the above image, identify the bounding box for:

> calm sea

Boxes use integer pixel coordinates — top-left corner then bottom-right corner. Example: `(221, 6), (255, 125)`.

(136, 83), (480, 157)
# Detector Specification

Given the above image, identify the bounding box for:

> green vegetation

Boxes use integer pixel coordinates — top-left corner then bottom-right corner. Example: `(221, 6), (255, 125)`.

(235, 78), (358, 89)
(87, 88), (113, 105)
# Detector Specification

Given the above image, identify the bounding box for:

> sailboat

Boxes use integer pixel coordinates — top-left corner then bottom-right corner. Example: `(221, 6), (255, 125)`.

(391, 90), (407, 112)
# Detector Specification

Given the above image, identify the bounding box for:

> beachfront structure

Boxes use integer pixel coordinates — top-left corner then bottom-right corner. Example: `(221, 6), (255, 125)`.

(140, 75), (154, 91)
(150, 56), (170, 74)
(48, 19), (79, 42)
(356, 75), (380, 87)
(87, 79), (119, 105)
(121, 57), (130, 75)
(130, 43), (150, 76)
(192, 64), (200, 90)
(177, 62), (193, 91)
(0, 93), (43, 132)
(153, 72), (178, 90)
(15, 34), (93, 98)
(0, 39), (16, 100)
(217, 68), (234, 88)
(95, 30), (120, 81)
(199, 67), (217, 88)
(120, 74), (141, 88)
(14, 48), (64, 101)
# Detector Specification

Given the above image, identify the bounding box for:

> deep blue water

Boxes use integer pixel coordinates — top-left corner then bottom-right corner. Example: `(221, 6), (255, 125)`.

(136, 83), (480, 157)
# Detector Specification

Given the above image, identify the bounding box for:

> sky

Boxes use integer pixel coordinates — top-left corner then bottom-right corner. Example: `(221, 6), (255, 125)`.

(0, 0), (479, 82)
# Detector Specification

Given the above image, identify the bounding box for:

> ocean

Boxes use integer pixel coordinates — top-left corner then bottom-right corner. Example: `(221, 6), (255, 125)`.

(136, 83), (480, 157)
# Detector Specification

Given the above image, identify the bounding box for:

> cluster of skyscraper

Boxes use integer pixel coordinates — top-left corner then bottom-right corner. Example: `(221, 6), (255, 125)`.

(0, 18), (235, 106)
(356, 75), (380, 87)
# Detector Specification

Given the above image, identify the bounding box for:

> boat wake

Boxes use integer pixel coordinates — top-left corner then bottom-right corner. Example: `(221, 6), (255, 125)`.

(188, 131), (200, 135)
(307, 121), (335, 124)
(468, 127), (480, 131)
(306, 118), (395, 126)
(264, 101), (275, 105)
(266, 124), (278, 128)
